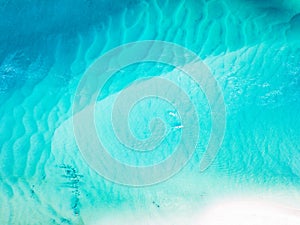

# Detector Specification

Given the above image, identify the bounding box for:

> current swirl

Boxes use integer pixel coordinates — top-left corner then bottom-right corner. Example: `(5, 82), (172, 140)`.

(72, 40), (226, 186)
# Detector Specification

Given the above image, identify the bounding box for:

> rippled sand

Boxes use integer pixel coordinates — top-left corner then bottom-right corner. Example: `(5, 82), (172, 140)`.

(0, 0), (300, 224)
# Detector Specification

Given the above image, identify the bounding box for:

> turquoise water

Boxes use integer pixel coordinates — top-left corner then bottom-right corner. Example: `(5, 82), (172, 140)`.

(1, 0), (300, 224)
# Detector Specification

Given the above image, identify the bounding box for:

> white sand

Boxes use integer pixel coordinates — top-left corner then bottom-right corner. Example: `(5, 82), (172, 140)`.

(198, 198), (300, 225)
(91, 198), (300, 225)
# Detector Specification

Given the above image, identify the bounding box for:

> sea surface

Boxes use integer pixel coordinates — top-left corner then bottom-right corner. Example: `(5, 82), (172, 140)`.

(0, 0), (300, 224)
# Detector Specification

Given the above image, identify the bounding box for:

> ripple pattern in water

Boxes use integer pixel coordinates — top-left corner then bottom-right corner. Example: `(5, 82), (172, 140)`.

(0, 0), (300, 224)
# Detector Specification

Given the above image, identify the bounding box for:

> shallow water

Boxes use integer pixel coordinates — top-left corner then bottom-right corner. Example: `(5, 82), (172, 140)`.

(1, 0), (300, 224)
